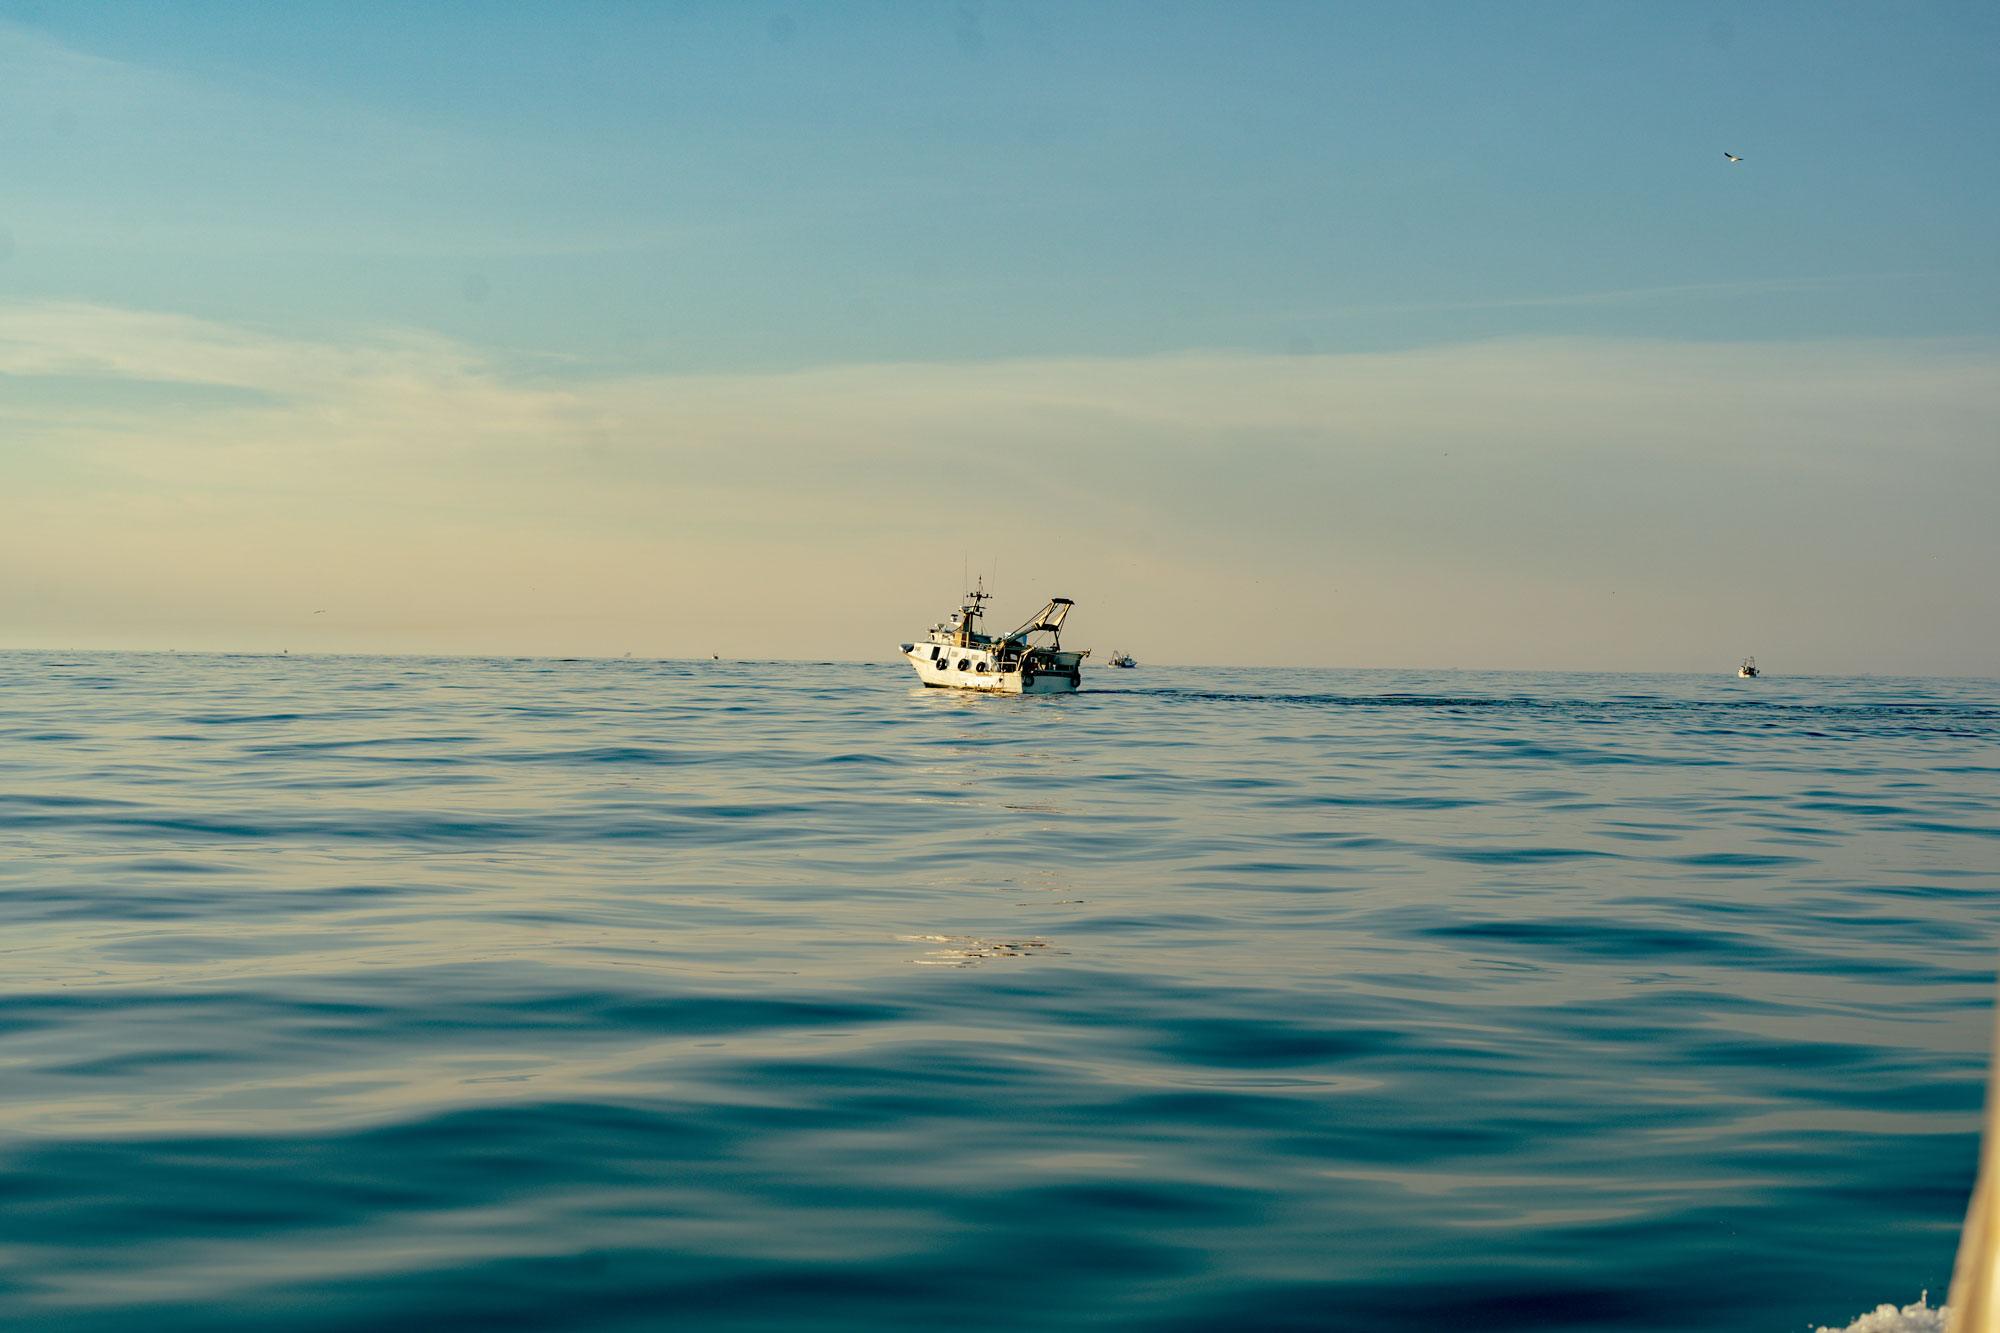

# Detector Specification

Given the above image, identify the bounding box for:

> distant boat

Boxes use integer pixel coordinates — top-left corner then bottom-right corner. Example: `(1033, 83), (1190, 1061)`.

(901, 580), (1087, 693)
(1109, 652), (1137, 669)
(1739, 657), (1760, 678)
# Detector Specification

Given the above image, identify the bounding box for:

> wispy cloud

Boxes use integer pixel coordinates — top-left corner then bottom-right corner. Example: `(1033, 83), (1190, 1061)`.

(2, 300), (1996, 671)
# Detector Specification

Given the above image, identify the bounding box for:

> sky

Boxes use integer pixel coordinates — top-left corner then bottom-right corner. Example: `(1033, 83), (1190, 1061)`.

(2, 1), (1997, 672)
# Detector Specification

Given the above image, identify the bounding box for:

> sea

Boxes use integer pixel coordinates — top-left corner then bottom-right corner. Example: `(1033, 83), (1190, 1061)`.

(2, 652), (1997, 1332)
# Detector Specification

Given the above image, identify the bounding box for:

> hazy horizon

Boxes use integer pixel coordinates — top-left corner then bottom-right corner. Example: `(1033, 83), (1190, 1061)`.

(6, 649), (1995, 685)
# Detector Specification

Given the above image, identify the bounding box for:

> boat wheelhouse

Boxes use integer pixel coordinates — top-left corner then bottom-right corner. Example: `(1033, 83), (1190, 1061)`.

(901, 581), (1087, 693)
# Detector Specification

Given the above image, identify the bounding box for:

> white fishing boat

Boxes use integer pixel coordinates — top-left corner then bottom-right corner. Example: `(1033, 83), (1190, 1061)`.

(1740, 657), (1760, 678)
(901, 581), (1088, 693)
(1109, 652), (1137, 669)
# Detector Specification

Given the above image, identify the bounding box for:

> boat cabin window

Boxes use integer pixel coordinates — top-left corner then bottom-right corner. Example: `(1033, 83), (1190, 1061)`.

(930, 646), (941, 661)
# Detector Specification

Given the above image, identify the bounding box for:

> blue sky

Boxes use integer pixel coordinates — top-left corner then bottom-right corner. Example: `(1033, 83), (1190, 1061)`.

(2, 3), (1997, 670)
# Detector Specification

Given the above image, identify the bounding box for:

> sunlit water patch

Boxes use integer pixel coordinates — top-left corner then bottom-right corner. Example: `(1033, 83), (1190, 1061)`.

(0, 654), (1996, 1330)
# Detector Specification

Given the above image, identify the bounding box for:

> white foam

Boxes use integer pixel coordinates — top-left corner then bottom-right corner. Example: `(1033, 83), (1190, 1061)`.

(1812, 1295), (1945, 1333)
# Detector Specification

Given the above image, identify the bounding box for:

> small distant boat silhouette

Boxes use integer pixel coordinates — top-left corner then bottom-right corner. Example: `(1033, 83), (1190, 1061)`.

(1739, 657), (1760, 678)
(1109, 652), (1137, 669)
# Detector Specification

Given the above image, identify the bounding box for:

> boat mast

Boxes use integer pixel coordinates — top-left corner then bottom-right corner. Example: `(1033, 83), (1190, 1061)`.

(959, 577), (990, 648)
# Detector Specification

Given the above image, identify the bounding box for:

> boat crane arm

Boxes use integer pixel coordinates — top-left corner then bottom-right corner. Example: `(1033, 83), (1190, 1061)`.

(999, 598), (1073, 647)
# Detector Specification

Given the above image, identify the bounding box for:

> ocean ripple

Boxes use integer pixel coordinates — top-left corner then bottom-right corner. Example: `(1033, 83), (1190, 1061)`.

(0, 655), (1995, 1330)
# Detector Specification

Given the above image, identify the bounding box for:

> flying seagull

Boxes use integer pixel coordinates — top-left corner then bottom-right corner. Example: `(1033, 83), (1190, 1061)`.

(1724, 152), (1743, 163)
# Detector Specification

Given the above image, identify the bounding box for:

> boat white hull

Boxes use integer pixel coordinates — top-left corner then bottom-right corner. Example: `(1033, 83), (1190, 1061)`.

(902, 647), (1081, 693)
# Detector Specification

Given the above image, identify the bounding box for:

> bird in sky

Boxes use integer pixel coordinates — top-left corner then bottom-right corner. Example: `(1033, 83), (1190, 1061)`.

(1724, 152), (1744, 163)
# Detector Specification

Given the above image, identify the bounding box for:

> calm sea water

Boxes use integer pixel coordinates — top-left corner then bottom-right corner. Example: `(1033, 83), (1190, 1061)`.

(2, 653), (1997, 1332)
